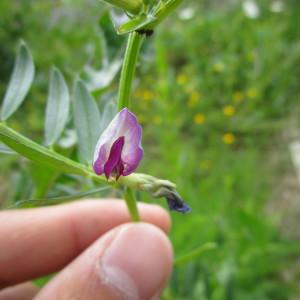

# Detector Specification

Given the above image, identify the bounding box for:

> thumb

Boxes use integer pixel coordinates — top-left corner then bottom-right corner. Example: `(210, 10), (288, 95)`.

(35, 223), (173, 300)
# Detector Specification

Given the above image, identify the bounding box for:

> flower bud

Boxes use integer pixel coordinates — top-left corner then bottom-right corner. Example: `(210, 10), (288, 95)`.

(120, 173), (191, 213)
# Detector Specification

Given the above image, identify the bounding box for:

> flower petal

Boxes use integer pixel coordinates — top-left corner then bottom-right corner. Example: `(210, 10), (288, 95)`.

(104, 136), (125, 179)
(93, 108), (138, 163)
(93, 144), (107, 175)
(93, 108), (143, 178)
(165, 191), (191, 213)
(122, 147), (144, 175)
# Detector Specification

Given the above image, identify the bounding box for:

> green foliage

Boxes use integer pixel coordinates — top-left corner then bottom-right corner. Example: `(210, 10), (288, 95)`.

(118, 14), (156, 34)
(1, 0), (300, 299)
(44, 67), (70, 147)
(1, 41), (34, 120)
(0, 123), (88, 175)
(73, 80), (101, 164)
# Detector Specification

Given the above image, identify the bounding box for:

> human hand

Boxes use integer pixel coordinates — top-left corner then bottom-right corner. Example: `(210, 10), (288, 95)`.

(0, 200), (173, 300)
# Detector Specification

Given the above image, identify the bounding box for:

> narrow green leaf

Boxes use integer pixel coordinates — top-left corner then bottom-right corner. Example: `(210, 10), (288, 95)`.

(1, 41), (35, 120)
(13, 186), (111, 208)
(99, 101), (117, 134)
(0, 122), (90, 176)
(84, 59), (122, 92)
(118, 15), (156, 35)
(73, 80), (101, 164)
(45, 67), (70, 146)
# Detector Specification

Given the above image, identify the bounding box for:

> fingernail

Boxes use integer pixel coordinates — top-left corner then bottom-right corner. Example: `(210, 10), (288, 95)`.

(99, 223), (172, 300)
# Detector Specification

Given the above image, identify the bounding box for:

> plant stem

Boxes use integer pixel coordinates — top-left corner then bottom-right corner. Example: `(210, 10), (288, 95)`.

(124, 187), (140, 221)
(117, 32), (144, 221)
(118, 32), (144, 110)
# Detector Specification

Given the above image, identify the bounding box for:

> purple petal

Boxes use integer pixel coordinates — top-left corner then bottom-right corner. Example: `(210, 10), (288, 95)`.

(93, 108), (143, 178)
(119, 109), (143, 174)
(103, 136), (125, 179)
(122, 147), (144, 175)
(93, 145), (107, 175)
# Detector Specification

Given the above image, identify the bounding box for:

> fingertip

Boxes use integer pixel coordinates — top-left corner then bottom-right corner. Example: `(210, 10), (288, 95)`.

(99, 222), (173, 300)
(36, 222), (173, 300)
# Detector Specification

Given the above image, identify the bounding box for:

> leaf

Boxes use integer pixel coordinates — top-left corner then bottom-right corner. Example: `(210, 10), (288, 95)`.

(109, 8), (130, 30)
(99, 100), (117, 134)
(0, 142), (16, 154)
(0, 122), (90, 176)
(30, 147), (74, 199)
(57, 129), (77, 148)
(73, 80), (101, 164)
(1, 41), (35, 121)
(44, 67), (70, 146)
(13, 186), (111, 208)
(84, 58), (122, 92)
(118, 14), (156, 35)
(99, 10), (126, 60)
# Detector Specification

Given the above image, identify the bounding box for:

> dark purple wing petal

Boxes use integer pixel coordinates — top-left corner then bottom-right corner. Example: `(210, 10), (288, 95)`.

(103, 136), (125, 179)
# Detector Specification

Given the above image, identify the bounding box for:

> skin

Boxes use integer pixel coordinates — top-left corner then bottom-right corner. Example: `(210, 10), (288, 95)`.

(0, 200), (173, 300)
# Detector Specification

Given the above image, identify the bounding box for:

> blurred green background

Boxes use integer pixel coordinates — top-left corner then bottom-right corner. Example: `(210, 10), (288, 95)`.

(1, 0), (300, 299)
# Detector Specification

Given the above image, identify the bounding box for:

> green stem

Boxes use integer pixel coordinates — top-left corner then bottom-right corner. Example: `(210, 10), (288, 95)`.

(117, 32), (144, 221)
(118, 32), (144, 110)
(124, 187), (140, 221)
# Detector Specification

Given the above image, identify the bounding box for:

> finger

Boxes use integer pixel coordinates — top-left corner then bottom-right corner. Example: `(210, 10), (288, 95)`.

(0, 282), (39, 300)
(0, 200), (170, 287)
(36, 223), (173, 300)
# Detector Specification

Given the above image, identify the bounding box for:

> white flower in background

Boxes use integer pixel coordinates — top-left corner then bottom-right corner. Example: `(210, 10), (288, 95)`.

(178, 7), (195, 20)
(243, 0), (260, 19)
(270, 1), (284, 13)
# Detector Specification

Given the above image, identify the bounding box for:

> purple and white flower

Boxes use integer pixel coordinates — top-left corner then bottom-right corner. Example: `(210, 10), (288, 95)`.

(93, 108), (143, 179)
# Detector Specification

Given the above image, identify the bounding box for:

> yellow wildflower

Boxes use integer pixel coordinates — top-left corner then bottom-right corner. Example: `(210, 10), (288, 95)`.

(187, 91), (200, 108)
(176, 74), (188, 85)
(223, 105), (236, 117)
(213, 62), (225, 73)
(247, 88), (258, 99)
(193, 113), (205, 125)
(223, 133), (236, 144)
(233, 91), (244, 103)
(153, 115), (162, 125)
